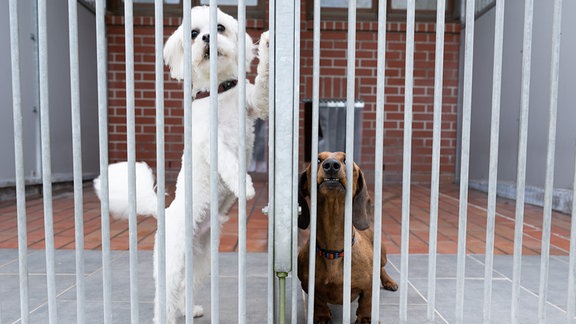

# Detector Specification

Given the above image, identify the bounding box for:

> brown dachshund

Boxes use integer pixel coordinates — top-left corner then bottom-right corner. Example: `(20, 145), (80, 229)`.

(298, 152), (398, 324)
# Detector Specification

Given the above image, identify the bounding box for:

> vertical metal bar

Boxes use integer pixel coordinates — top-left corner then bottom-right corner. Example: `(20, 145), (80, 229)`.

(123, 1), (140, 322)
(182, 2), (194, 324)
(237, 0), (247, 323)
(306, 0), (321, 321)
(267, 0), (276, 320)
(427, 0), (446, 321)
(510, 0), (534, 322)
(567, 152), (576, 322)
(208, 2), (220, 323)
(538, 0), (563, 321)
(37, 0), (58, 322)
(95, 0), (112, 322)
(342, 0), (357, 322)
(455, 0), (475, 322)
(399, 0), (415, 321)
(371, 0), (387, 321)
(291, 1), (302, 323)
(9, 0), (30, 322)
(154, 0), (166, 323)
(67, 0), (86, 322)
(273, 1), (297, 323)
(483, 1), (505, 323)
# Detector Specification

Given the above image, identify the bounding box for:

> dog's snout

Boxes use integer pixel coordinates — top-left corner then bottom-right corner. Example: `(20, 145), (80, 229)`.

(322, 158), (341, 176)
(202, 34), (210, 43)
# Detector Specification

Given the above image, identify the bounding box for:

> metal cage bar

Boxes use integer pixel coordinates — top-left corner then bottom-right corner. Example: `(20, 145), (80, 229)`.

(426, 0), (446, 321)
(67, 0), (87, 322)
(9, 0), (30, 322)
(343, 0), (357, 321)
(482, 0), (505, 322)
(538, 0), (563, 321)
(399, 0), (415, 321)
(37, 0), (58, 322)
(95, 0), (113, 322)
(182, 1), (195, 323)
(237, 1), (248, 323)
(455, 0), (475, 322)
(371, 0), (388, 321)
(154, 0), (167, 323)
(511, 0), (534, 322)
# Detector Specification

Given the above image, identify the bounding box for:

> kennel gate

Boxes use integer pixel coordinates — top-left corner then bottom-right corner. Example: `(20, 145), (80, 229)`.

(6, 0), (576, 323)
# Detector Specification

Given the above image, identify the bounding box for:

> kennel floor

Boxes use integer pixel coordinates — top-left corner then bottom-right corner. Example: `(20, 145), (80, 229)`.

(0, 180), (574, 323)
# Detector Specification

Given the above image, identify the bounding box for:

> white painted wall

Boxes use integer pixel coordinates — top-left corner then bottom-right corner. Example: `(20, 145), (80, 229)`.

(466, 0), (576, 203)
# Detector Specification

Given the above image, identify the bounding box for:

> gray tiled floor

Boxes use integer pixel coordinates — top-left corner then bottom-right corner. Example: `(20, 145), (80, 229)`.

(1, 249), (573, 323)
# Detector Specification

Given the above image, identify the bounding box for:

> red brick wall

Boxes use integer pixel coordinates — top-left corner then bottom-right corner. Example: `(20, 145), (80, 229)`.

(298, 21), (460, 183)
(106, 10), (460, 184)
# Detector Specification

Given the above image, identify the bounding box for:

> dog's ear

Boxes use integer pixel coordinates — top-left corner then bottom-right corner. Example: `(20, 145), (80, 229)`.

(163, 25), (184, 80)
(245, 34), (256, 69)
(297, 170), (311, 229)
(352, 167), (370, 230)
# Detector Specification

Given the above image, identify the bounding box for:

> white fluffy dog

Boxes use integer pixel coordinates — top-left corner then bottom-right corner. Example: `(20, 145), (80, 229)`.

(93, 6), (269, 323)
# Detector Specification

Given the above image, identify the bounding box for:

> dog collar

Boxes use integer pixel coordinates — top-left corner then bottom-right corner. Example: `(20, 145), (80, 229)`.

(194, 79), (238, 100)
(316, 229), (356, 260)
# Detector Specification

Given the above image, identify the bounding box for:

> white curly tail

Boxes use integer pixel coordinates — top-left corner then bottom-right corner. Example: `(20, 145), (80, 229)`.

(93, 161), (158, 219)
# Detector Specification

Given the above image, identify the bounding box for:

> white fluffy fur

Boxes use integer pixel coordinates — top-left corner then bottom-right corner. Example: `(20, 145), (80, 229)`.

(93, 6), (269, 324)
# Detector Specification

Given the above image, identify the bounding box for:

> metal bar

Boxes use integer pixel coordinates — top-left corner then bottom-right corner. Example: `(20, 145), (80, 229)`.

(237, 0), (247, 323)
(510, 0), (534, 321)
(482, 1), (505, 322)
(342, 0), (357, 322)
(267, 0), (275, 320)
(37, 0), (58, 322)
(9, 0), (30, 322)
(67, 0), (86, 322)
(371, 0), (388, 321)
(182, 1), (194, 323)
(291, 1), (302, 323)
(208, 2), (220, 322)
(426, 0), (446, 321)
(306, 0), (321, 321)
(538, 0), (563, 321)
(123, 1), (140, 322)
(399, 0), (415, 321)
(455, 0), (475, 322)
(567, 152), (576, 322)
(154, 0), (166, 323)
(95, 0), (112, 322)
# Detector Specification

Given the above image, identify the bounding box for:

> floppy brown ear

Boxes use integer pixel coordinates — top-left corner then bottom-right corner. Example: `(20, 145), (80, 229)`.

(298, 170), (311, 229)
(352, 168), (371, 230)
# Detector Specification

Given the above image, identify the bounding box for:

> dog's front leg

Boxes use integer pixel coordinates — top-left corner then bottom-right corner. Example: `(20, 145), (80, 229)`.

(248, 31), (269, 119)
(355, 291), (374, 323)
(217, 144), (256, 200)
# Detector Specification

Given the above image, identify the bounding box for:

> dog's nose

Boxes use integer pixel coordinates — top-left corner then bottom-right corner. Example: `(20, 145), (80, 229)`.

(202, 34), (210, 44)
(322, 158), (341, 176)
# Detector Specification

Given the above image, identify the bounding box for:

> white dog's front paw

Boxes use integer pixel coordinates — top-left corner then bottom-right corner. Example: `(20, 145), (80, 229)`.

(193, 305), (204, 318)
(246, 174), (256, 200)
(257, 31), (269, 71)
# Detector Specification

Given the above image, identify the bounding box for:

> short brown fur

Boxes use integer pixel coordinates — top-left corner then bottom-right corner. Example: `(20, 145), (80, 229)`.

(298, 152), (398, 324)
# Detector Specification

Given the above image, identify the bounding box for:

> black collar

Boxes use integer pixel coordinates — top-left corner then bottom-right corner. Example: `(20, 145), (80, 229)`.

(316, 229), (357, 260)
(194, 79), (238, 100)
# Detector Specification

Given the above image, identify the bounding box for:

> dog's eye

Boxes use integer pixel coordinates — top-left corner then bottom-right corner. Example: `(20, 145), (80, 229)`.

(343, 158), (346, 164)
(191, 29), (199, 39)
(217, 24), (225, 33)
(317, 158), (321, 164)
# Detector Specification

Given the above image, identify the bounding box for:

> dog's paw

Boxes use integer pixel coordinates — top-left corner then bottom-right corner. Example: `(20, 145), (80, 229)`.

(257, 31), (269, 74)
(382, 280), (398, 291)
(193, 305), (204, 318)
(246, 174), (256, 200)
(354, 316), (372, 324)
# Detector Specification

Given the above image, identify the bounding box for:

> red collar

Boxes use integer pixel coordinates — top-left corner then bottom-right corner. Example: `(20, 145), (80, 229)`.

(194, 79), (238, 100)
(316, 229), (357, 260)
